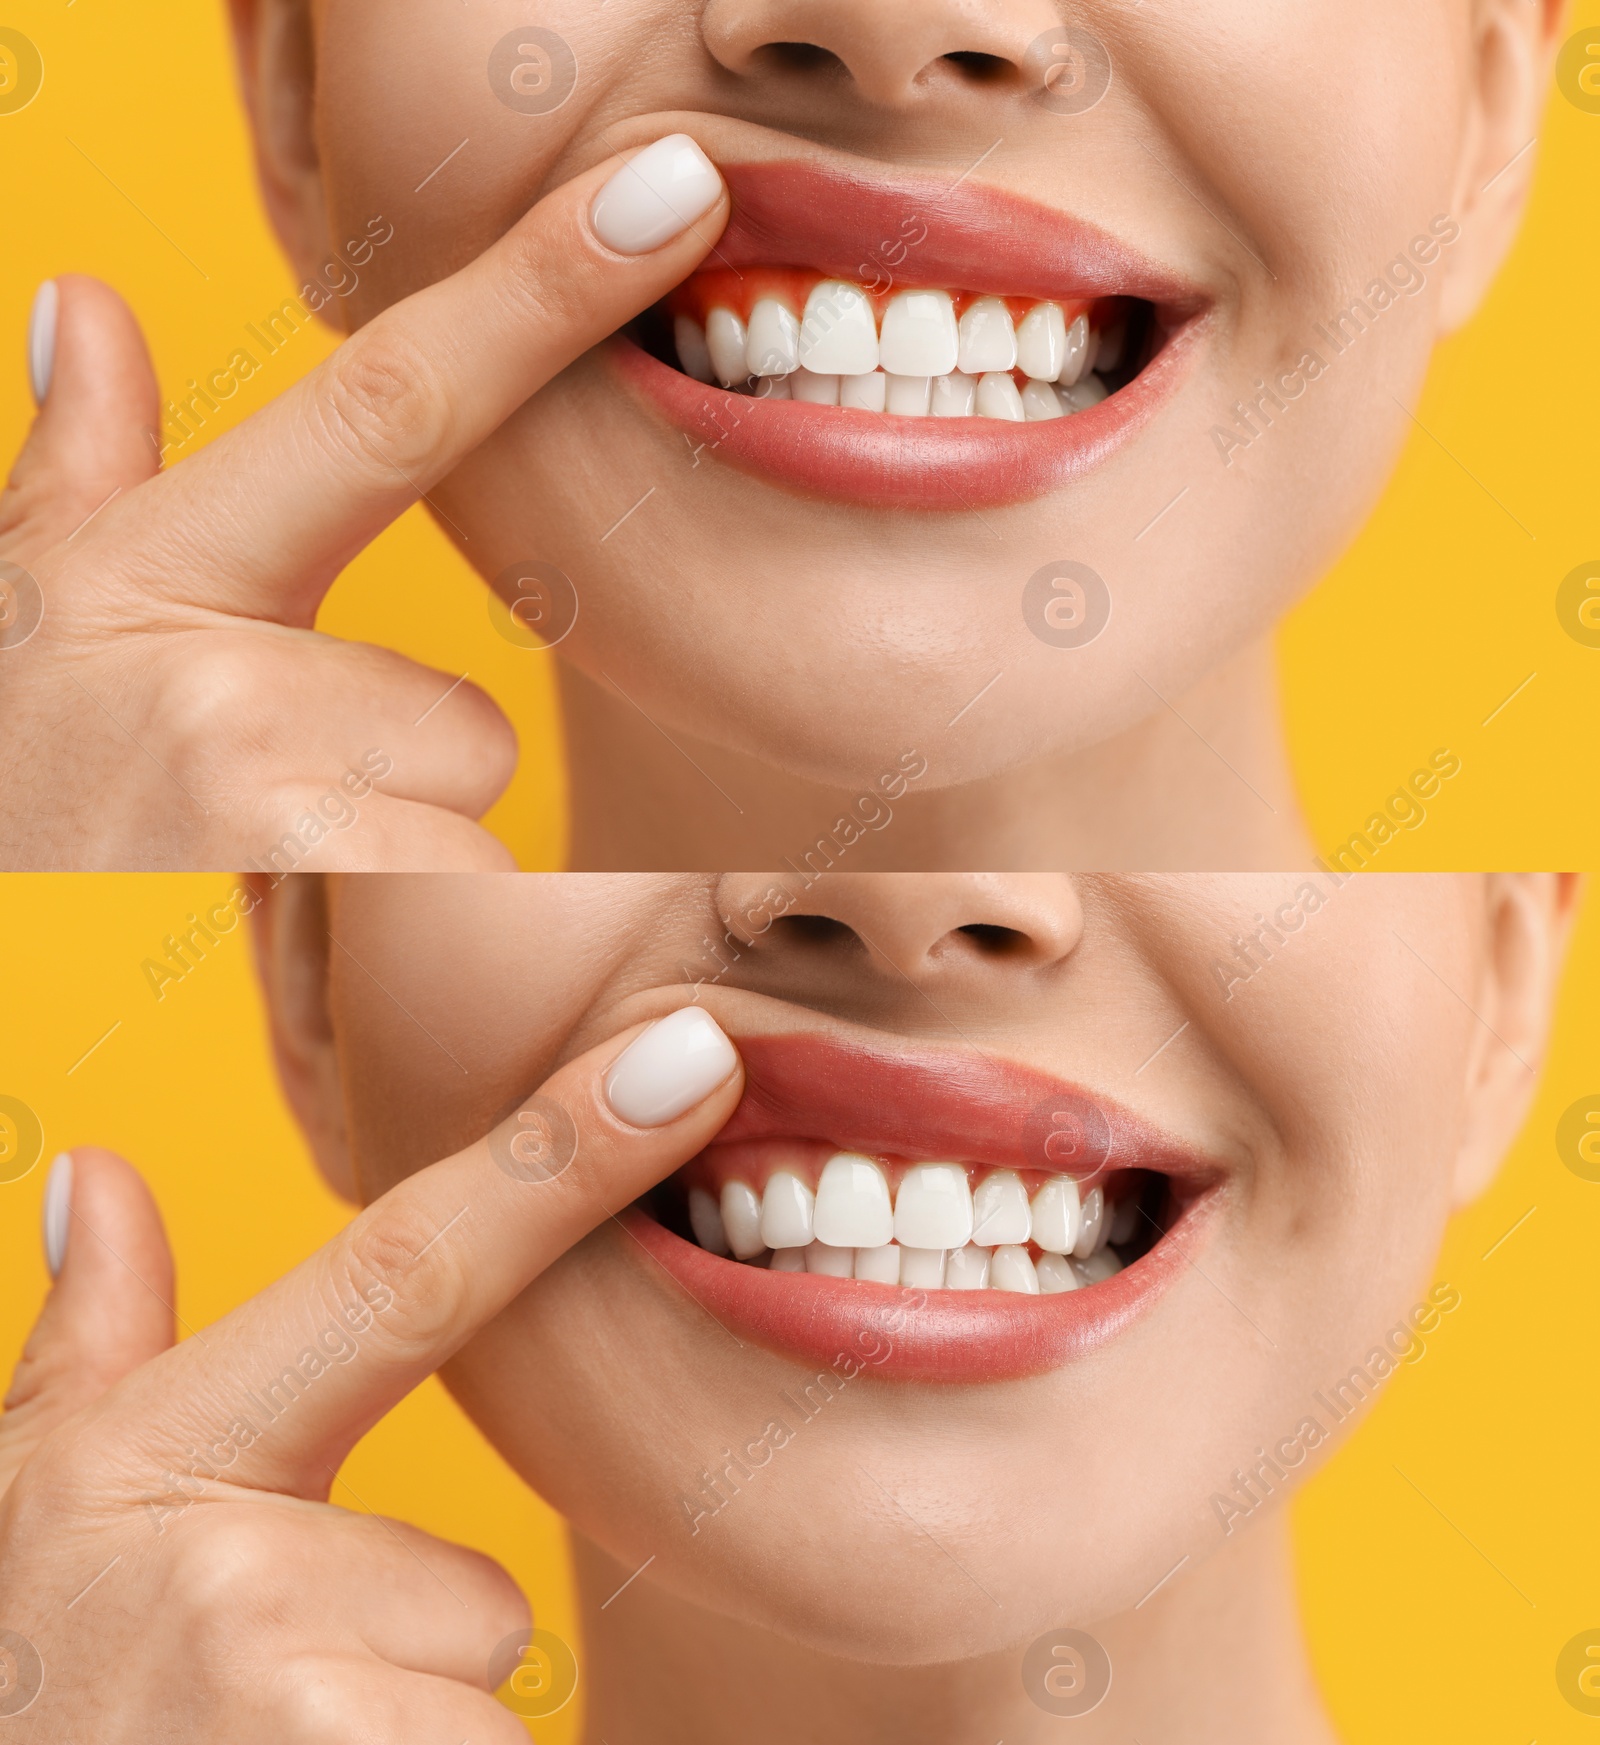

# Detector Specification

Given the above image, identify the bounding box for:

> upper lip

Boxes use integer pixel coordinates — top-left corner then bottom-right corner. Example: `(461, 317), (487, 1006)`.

(697, 1029), (1221, 1184)
(709, 160), (1208, 312)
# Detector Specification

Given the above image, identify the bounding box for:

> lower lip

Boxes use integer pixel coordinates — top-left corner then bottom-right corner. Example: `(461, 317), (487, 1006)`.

(607, 316), (1205, 512)
(620, 1186), (1221, 1384)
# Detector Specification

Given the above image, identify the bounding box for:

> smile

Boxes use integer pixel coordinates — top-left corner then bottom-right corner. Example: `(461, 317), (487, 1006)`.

(627, 1032), (1224, 1383)
(610, 159), (1211, 511)
(654, 271), (1138, 421)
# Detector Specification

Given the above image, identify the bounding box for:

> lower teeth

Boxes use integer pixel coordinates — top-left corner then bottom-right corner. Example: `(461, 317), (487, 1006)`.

(754, 1239), (1127, 1292)
(692, 363), (1110, 422)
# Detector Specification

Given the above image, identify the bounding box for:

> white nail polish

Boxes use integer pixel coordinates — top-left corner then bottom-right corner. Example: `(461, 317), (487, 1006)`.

(603, 1008), (738, 1127)
(29, 281), (58, 407)
(43, 1151), (72, 1278)
(590, 135), (724, 256)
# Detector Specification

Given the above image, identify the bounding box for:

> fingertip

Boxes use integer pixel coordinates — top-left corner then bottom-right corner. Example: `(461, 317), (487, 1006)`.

(50, 1145), (175, 1323)
(6, 277), (162, 549)
(602, 1007), (743, 1129)
(47, 274), (163, 447)
(587, 134), (729, 258)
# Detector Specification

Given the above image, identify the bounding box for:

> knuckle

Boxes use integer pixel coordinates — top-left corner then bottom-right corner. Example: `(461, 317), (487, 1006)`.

(337, 1202), (472, 1356)
(318, 328), (453, 481)
(268, 1658), (390, 1745)
(163, 1513), (292, 1626)
(155, 641), (279, 779)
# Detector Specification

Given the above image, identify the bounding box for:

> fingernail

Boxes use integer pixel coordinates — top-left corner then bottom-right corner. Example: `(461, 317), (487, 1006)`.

(604, 1008), (739, 1128)
(43, 1151), (73, 1278)
(589, 135), (724, 256)
(28, 280), (58, 407)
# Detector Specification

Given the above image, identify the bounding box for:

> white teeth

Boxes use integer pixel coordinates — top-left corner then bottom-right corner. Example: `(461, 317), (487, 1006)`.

(885, 373), (932, 417)
(813, 1153), (894, 1248)
(752, 375), (792, 400)
(957, 297), (1018, 374)
(1031, 1176), (1083, 1255)
(769, 1247), (806, 1272)
(688, 1187), (730, 1255)
(1057, 313), (1091, 387)
(971, 1171), (1032, 1246)
(976, 372), (1026, 422)
(805, 1240), (855, 1277)
(1077, 1249), (1123, 1284)
(894, 1162), (974, 1249)
(839, 371), (888, 412)
(931, 371), (978, 417)
(1108, 1195), (1141, 1247)
(945, 1244), (991, 1290)
(879, 289), (959, 378)
(1017, 302), (1068, 382)
(746, 297), (801, 377)
(988, 1245), (1040, 1294)
(1022, 380), (1067, 421)
(1072, 1186), (1105, 1259)
(706, 307), (750, 389)
(760, 1170), (815, 1250)
(791, 368), (841, 405)
(854, 1243), (901, 1284)
(798, 280), (881, 376)
(1035, 1253), (1081, 1294)
(720, 1180), (766, 1259)
(1061, 373), (1108, 413)
(898, 1246), (948, 1289)
(673, 316), (715, 385)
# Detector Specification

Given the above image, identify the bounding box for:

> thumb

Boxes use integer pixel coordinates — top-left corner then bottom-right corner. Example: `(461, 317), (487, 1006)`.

(0, 1149), (176, 1486)
(0, 276), (162, 561)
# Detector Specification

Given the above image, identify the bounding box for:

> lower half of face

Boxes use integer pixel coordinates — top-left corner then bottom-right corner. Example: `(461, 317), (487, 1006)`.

(326, 874), (1480, 1659)
(315, 2), (1466, 792)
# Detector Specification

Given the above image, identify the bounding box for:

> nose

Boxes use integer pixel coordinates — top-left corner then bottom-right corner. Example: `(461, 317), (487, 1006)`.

(715, 874), (1084, 984)
(699, 0), (1064, 109)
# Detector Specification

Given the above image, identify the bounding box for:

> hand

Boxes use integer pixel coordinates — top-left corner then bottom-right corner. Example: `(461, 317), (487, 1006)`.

(0, 1007), (741, 1738)
(0, 137), (728, 870)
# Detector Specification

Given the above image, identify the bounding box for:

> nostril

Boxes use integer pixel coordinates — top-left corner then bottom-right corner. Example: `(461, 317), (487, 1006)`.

(942, 50), (1013, 84)
(759, 41), (846, 75)
(956, 923), (1031, 956)
(775, 914), (859, 949)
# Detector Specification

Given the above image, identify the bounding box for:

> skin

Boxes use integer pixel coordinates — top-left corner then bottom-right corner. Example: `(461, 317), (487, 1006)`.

(1, 874), (1567, 1742)
(235, 0), (1562, 868)
(0, 149), (731, 869)
(0, 3), (1564, 872)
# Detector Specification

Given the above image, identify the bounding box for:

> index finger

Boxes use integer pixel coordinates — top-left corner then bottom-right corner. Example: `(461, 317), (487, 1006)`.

(133, 136), (728, 624)
(99, 1007), (741, 1501)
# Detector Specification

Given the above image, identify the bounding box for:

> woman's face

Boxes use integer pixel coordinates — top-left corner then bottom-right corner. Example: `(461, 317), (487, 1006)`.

(274, 873), (1550, 1662)
(262, 0), (1537, 791)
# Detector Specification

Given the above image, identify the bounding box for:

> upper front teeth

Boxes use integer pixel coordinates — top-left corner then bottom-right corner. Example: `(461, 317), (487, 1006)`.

(697, 1152), (1136, 1295)
(813, 1152), (894, 1248)
(707, 307), (750, 389)
(970, 1170), (1031, 1245)
(957, 297), (1018, 374)
(689, 287), (1112, 415)
(799, 281), (880, 375)
(893, 1162), (975, 1249)
(879, 290), (961, 377)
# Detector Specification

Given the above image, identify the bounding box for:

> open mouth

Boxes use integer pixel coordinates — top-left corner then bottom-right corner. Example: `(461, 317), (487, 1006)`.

(609, 159), (1209, 511)
(653, 1141), (1164, 1293)
(624, 1031), (1224, 1383)
(640, 272), (1148, 422)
